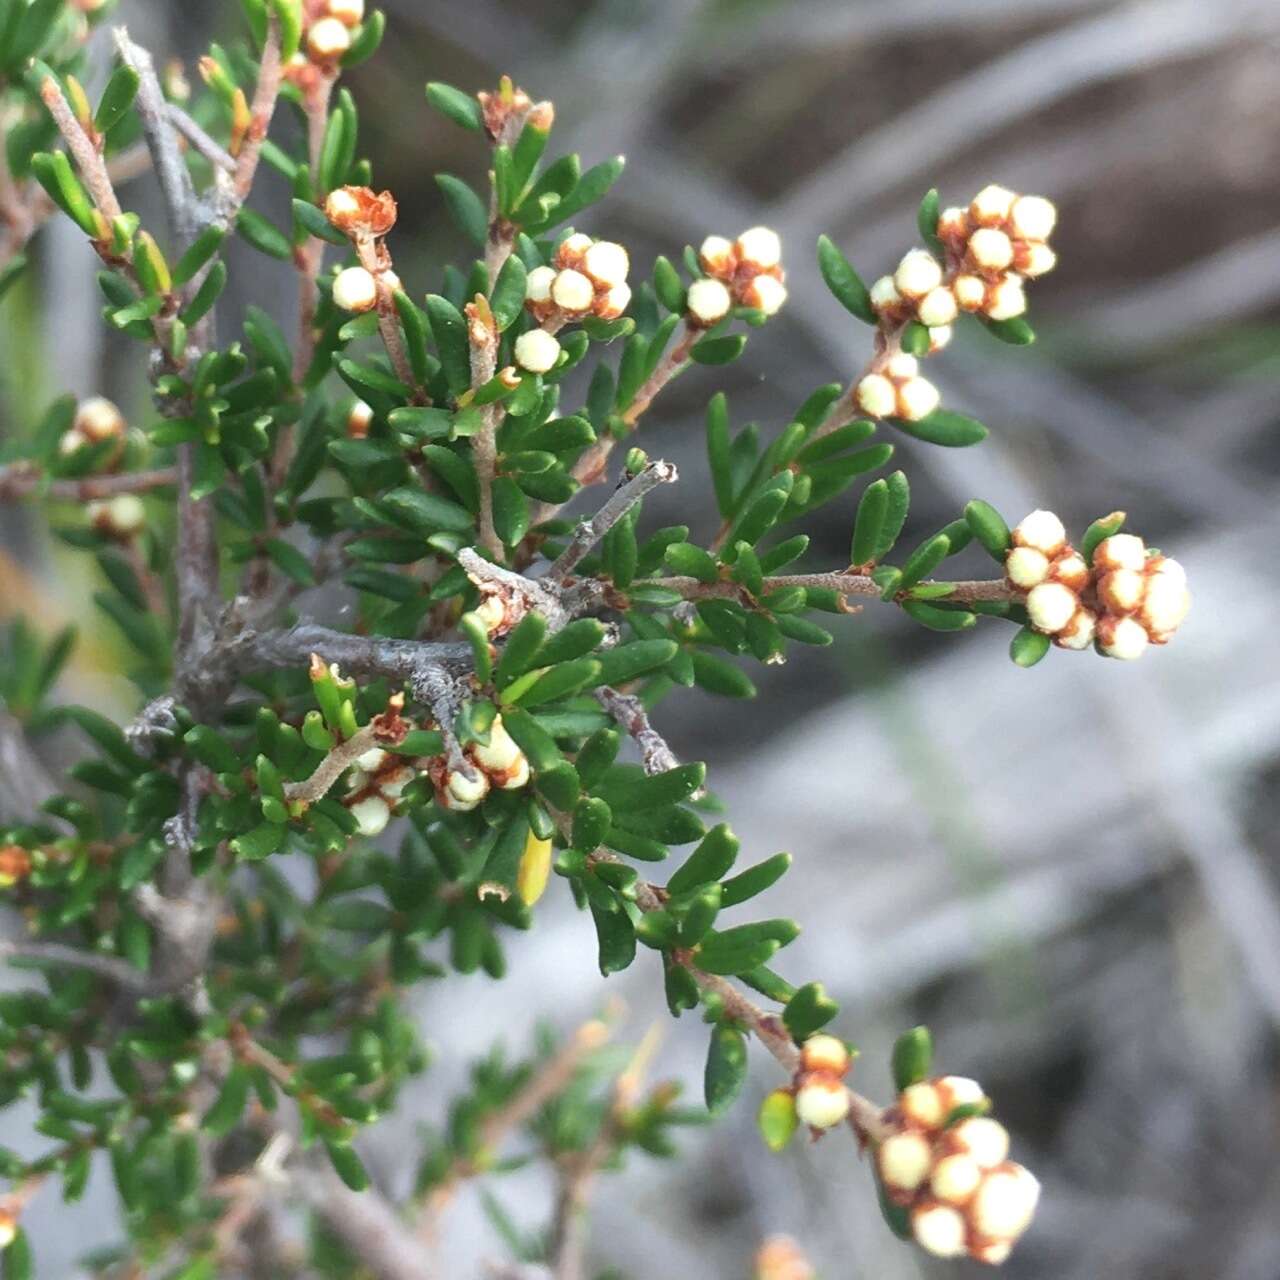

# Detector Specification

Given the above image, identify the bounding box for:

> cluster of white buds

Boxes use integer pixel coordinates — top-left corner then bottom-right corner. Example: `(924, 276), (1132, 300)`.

(791, 1034), (853, 1131)
(326, 186), (400, 313)
(1006, 512), (1190, 659)
(869, 247), (958, 351)
(345, 745), (417, 837)
(59, 396), (126, 460)
(88, 494), (146, 540)
(688, 226), (787, 326)
(854, 352), (940, 422)
(428, 715), (530, 813)
(525, 233), (632, 327)
(877, 1077), (1039, 1265)
(304, 0), (364, 65)
(936, 185), (1057, 322)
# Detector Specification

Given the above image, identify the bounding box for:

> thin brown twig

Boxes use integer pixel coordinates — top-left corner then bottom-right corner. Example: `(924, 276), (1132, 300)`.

(233, 13), (285, 198)
(641, 571), (1019, 605)
(0, 462), (178, 503)
(37, 76), (123, 224)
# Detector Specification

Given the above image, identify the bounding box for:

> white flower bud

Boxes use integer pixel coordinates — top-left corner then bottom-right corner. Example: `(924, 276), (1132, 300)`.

(551, 268), (594, 313)
(884, 352), (919, 381)
(513, 329), (562, 374)
(328, 0), (365, 26)
(1054, 607), (1097, 651)
(1009, 194), (1057, 241)
(900, 1081), (945, 1130)
(1051, 552), (1089, 592)
(556, 232), (592, 265)
(1093, 533), (1145, 573)
(350, 794), (390, 837)
(894, 248), (943, 299)
(445, 767), (490, 811)
(896, 377), (940, 422)
(917, 286), (958, 328)
(307, 15), (351, 60)
(582, 240), (629, 288)
(75, 395), (125, 442)
(348, 400), (374, 437)
(937, 206), (970, 240)
(1012, 509), (1066, 556)
(799, 1034), (849, 1075)
(1142, 562), (1190, 637)
(595, 281), (631, 320)
(744, 274), (788, 316)
(985, 275), (1027, 321)
(793, 1078), (850, 1130)
(92, 494), (146, 538)
(736, 225), (782, 270)
(970, 1164), (1040, 1241)
(869, 274), (902, 312)
(928, 325), (954, 353)
(378, 766), (415, 800)
(939, 1076), (986, 1108)
(949, 1117), (1010, 1170)
(699, 234), (735, 275)
(969, 227), (1014, 271)
(970, 183), (1016, 226)
(356, 747), (388, 773)
(380, 269), (402, 294)
(931, 1153), (983, 1205)
(0, 1216), (17, 1249)
(474, 595), (506, 634)
(878, 1131), (934, 1195)
(324, 187), (362, 225)
(59, 429), (86, 456)
(525, 264), (556, 303)
(1149, 556), (1186, 591)
(1097, 568), (1145, 615)
(497, 753), (530, 790)
(1098, 615), (1149, 661)
(1026, 582), (1078, 634)
(1018, 241), (1057, 278)
(1005, 547), (1050, 589)
(332, 266), (378, 313)
(974, 1240), (1013, 1265)
(855, 373), (897, 419)
(953, 274), (986, 311)
(911, 1201), (968, 1258)
(686, 277), (732, 325)
(472, 717), (521, 773)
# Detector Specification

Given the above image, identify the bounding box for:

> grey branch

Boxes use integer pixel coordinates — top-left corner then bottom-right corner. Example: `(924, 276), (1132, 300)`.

(0, 938), (153, 992)
(166, 104), (237, 173)
(243, 624), (472, 687)
(593, 687), (679, 776)
(547, 460), (679, 585)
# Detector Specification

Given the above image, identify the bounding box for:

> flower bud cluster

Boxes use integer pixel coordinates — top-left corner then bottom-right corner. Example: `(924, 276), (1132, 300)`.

(688, 226), (787, 326)
(854, 352), (940, 423)
(877, 1077), (1039, 1265)
(88, 494), (146, 541)
(791, 1034), (853, 1131)
(934, 185), (1058, 322)
(344, 745), (417, 838)
(304, 0), (365, 65)
(525, 233), (632, 327)
(1006, 513), (1190, 659)
(59, 396), (126, 461)
(427, 715), (530, 813)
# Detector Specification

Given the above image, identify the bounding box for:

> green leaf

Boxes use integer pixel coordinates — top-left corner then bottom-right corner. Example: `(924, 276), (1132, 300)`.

(704, 1024), (748, 1117)
(291, 198), (348, 246)
(425, 80), (484, 131)
(719, 852), (790, 908)
(901, 600), (977, 631)
(705, 391), (734, 517)
(666, 824), (739, 896)
(481, 814), (531, 892)
(595, 639), (677, 686)
(590, 899), (636, 974)
(509, 658), (601, 708)
(342, 9), (386, 67)
(691, 651), (756, 700)
(694, 926), (783, 976)
(489, 253), (527, 331)
(597, 762), (705, 813)
(1, 1226), (32, 1280)
(891, 1025), (933, 1091)
(652, 255), (686, 313)
(424, 294), (471, 395)
(573, 796), (612, 850)
(271, 0), (304, 60)
(783, 982), (839, 1041)
(900, 320), (931, 357)
(230, 822), (286, 860)
(180, 261), (227, 326)
(898, 533), (951, 589)
(0, 253), (27, 303)
(172, 224), (228, 286)
(888, 409), (988, 448)
(492, 475), (530, 546)
(851, 478), (888, 565)
(538, 155), (625, 228)
(94, 64), (140, 134)
(690, 334), (746, 366)
(236, 207), (293, 260)
(382, 485), (475, 533)
(876, 470), (910, 560)
(917, 187), (942, 255)
(981, 314), (1036, 346)
(31, 151), (99, 236)
(436, 173), (487, 247)
(964, 499), (1011, 562)
(494, 611), (549, 690)
(816, 233), (875, 323)
(324, 1139), (369, 1191)
(203, 1065), (251, 1135)
(1010, 626), (1051, 668)
(757, 1088), (799, 1152)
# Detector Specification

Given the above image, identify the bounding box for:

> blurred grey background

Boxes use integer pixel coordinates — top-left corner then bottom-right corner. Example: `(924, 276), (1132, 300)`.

(3, 0), (1280, 1276)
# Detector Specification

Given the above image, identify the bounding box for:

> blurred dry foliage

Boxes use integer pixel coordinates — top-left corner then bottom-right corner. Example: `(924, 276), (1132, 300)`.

(3, 0), (1280, 1277)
